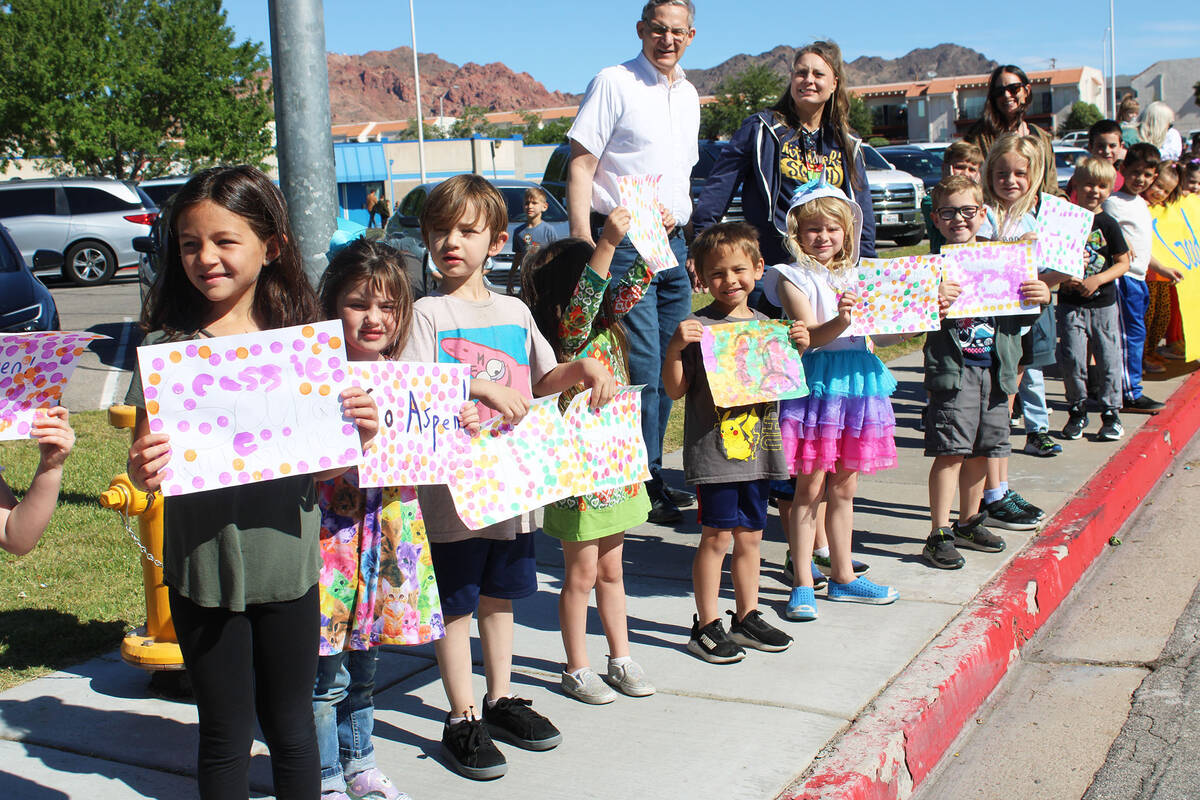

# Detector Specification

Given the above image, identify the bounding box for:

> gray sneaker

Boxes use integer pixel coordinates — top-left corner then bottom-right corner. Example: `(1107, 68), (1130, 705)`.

(604, 658), (655, 697)
(560, 667), (616, 705)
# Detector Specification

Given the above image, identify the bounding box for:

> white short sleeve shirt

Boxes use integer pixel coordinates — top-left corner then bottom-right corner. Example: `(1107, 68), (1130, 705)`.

(1103, 191), (1152, 280)
(568, 52), (700, 227)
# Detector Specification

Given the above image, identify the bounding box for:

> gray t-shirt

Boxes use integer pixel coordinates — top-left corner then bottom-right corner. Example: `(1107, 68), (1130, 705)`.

(125, 331), (320, 611)
(679, 305), (788, 485)
(400, 290), (560, 542)
(511, 220), (559, 258)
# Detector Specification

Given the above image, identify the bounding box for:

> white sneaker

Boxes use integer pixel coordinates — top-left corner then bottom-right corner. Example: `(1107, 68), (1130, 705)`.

(561, 667), (617, 704)
(604, 658), (655, 697)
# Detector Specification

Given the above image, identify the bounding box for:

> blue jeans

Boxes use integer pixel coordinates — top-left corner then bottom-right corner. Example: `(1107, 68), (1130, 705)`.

(606, 232), (691, 492)
(313, 649), (379, 792)
(1117, 276), (1149, 402)
(1020, 366), (1049, 434)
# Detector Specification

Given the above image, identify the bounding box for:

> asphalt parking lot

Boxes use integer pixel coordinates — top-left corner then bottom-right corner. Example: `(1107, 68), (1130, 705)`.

(46, 268), (144, 414)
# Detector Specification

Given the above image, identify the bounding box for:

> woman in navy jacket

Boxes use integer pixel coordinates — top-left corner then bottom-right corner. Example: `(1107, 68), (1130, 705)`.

(693, 40), (876, 285)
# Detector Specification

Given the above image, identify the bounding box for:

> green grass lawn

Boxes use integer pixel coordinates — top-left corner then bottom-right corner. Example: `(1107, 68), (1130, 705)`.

(0, 410), (144, 691)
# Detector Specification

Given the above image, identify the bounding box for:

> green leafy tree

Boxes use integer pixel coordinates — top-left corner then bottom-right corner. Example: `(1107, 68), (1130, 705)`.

(0, 0), (274, 180)
(1060, 101), (1103, 135)
(848, 95), (873, 139)
(449, 105), (497, 139)
(699, 64), (786, 140)
(514, 110), (571, 145)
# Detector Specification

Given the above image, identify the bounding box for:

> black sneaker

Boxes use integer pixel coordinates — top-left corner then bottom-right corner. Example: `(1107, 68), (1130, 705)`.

(482, 696), (562, 751)
(984, 492), (1040, 530)
(782, 551), (828, 590)
(663, 484), (696, 508)
(1097, 410), (1124, 441)
(923, 527), (965, 569)
(952, 512), (1006, 553)
(1123, 394), (1165, 414)
(1062, 406), (1088, 440)
(728, 609), (793, 652)
(686, 614), (745, 664)
(1007, 490), (1045, 521)
(646, 493), (682, 525)
(442, 712), (507, 780)
(1023, 431), (1062, 457)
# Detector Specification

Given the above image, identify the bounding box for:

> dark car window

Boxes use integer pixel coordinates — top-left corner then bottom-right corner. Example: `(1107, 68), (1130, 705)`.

(401, 190), (425, 218)
(0, 231), (21, 273)
(544, 146), (569, 183)
(0, 187), (57, 218)
(65, 186), (143, 214)
(883, 151), (943, 178)
(141, 183), (182, 206)
(691, 141), (726, 180)
(861, 145), (893, 170)
(1056, 151), (1085, 169)
(501, 187), (567, 223)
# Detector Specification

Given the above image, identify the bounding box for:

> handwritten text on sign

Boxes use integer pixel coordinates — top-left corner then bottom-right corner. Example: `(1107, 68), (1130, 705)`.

(137, 322), (361, 496)
(0, 332), (105, 441)
(351, 361), (471, 487)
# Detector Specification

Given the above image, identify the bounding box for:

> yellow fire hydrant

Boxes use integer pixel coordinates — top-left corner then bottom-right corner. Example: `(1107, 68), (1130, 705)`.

(99, 404), (184, 672)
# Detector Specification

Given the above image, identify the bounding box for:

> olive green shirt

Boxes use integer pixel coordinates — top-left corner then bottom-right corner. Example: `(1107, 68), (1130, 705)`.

(126, 331), (320, 611)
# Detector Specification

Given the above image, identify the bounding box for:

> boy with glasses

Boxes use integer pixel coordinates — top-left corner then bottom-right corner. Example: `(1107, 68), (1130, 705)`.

(923, 141), (985, 254)
(1058, 157), (1130, 441)
(921, 176), (1050, 569)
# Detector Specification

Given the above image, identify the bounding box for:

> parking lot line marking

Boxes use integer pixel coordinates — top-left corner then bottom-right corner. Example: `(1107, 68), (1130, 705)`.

(101, 316), (134, 409)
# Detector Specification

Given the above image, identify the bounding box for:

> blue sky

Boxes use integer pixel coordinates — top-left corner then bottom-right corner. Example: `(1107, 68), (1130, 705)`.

(224, 1), (1197, 94)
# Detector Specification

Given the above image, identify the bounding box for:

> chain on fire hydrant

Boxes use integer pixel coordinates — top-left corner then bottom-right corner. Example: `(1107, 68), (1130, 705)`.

(98, 404), (184, 672)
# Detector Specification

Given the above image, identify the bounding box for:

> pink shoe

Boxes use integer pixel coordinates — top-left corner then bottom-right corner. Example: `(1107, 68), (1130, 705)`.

(346, 768), (409, 800)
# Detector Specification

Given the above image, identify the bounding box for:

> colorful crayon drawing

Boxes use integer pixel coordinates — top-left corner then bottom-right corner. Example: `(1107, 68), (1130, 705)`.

(940, 241), (1039, 318)
(617, 174), (678, 273)
(1151, 194), (1200, 361)
(136, 321), (361, 496)
(350, 361), (471, 488)
(562, 387), (650, 495)
(1036, 192), (1094, 279)
(0, 332), (105, 440)
(846, 256), (942, 336)
(699, 320), (808, 407)
(446, 395), (579, 529)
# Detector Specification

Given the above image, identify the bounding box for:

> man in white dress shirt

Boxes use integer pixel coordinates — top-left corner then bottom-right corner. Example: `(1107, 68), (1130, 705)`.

(567, 0), (700, 523)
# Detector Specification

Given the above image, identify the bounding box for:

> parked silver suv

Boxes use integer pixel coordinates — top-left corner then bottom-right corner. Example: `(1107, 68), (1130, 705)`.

(0, 177), (158, 286)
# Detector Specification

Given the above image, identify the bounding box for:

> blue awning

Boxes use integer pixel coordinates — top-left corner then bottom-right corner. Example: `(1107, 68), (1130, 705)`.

(334, 142), (388, 184)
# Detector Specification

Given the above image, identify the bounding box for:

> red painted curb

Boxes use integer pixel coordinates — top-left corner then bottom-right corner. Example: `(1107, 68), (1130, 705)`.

(786, 369), (1200, 800)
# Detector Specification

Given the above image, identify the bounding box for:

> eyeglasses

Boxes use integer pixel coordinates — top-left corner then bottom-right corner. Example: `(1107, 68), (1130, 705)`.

(646, 21), (692, 40)
(993, 82), (1027, 98)
(935, 205), (980, 221)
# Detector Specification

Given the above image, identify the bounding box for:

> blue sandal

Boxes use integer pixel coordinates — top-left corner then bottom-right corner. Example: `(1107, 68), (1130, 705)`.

(786, 586), (819, 620)
(826, 577), (899, 605)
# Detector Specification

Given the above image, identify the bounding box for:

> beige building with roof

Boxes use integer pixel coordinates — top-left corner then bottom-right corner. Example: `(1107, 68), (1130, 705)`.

(851, 66), (1107, 143)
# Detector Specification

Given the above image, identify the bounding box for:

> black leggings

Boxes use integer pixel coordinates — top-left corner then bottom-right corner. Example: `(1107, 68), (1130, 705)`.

(170, 586), (320, 800)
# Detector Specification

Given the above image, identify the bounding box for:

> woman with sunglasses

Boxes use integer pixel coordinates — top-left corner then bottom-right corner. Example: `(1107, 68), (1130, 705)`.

(966, 65), (1059, 196)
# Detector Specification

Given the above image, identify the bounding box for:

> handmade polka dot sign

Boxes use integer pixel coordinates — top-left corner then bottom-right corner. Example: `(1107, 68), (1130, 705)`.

(847, 256), (942, 337)
(0, 332), (105, 441)
(1035, 193), (1094, 280)
(562, 387), (650, 496)
(617, 174), (679, 274)
(941, 242), (1039, 318)
(350, 361), (471, 488)
(446, 395), (580, 530)
(137, 321), (360, 496)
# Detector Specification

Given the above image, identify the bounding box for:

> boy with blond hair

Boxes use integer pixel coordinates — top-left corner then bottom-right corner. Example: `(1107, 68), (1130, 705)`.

(923, 141), (985, 254)
(402, 174), (613, 780)
(1059, 157), (1130, 441)
(922, 176), (1050, 569)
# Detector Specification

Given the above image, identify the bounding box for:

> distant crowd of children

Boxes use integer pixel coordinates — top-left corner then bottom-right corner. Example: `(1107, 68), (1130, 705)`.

(3, 114), (1197, 799)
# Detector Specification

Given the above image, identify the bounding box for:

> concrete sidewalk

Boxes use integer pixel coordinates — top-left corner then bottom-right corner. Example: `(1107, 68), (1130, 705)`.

(1, 351), (1196, 800)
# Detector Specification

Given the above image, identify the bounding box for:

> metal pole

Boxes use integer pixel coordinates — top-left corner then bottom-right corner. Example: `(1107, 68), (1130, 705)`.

(409, 0), (427, 184)
(268, 0), (338, 287)
(1109, 0), (1117, 117)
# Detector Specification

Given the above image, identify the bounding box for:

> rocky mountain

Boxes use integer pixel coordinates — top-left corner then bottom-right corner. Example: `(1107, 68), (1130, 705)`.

(686, 43), (998, 94)
(325, 47), (573, 124)
(324, 43), (997, 123)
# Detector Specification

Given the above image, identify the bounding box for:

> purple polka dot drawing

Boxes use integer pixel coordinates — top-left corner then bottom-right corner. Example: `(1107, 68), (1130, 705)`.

(317, 332), (329, 344)
(332, 370), (345, 382)
(172, 382), (185, 395)
(152, 358), (165, 370)
(183, 398), (196, 410)
(186, 345), (198, 357)
(238, 472), (251, 483)
(259, 429), (272, 441)
(208, 354), (221, 366)
(226, 349), (237, 360)
(270, 341), (283, 354)
(292, 339), (305, 351)
(177, 420), (190, 432)
(319, 456), (331, 468)
(217, 416), (229, 427)
(144, 386), (158, 400)
(149, 418), (164, 432)
(219, 472), (232, 485)
(198, 422), (212, 434)
(297, 460), (308, 472)
(342, 423), (355, 436)
(16, 421), (30, 435)
(282, 427), (292, 436)
(192, 476), (205, 490)
(250, 344), (263, 356)
(261, 468), (273, 480)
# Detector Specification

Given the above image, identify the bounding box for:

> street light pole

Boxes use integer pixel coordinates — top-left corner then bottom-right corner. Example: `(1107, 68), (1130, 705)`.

(408, 0), (426, 184)
(1109, 0), (1117, 117)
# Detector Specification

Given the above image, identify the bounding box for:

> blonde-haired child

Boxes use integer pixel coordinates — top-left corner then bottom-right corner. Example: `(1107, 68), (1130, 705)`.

(763, 179), (903, 620)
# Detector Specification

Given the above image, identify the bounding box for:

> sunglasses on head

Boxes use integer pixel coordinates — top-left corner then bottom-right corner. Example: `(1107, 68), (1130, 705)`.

(935, 205), (980, 221)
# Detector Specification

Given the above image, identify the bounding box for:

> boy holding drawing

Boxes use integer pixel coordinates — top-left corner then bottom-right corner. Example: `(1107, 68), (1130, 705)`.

(922, 176), (1050, 570)
(1058, 158), (1130, 441)
(399, 174), (614, 781)
(662, 222), (807, 663)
